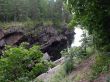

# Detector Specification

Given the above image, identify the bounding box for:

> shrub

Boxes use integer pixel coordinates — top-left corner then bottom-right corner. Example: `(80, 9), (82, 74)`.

(90, 54), (110, 81)
(62, 47), (89, 60)
(106, 76), (110, 82)
(61, 46), (94, 74)
(0, 44), (49, 82)
(43, 20), (53, 26)
(61, 48), (75, 74)
(20, 42), (30, 49)
(29, 63), (48, 78)
(64, 57), (74, 74)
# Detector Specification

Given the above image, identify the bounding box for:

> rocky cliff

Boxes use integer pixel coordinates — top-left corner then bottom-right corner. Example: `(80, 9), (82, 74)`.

(0, 25), (75, 60)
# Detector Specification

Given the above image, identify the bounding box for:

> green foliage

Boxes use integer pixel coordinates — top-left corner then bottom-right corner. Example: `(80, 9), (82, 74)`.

(0, 0), (71, 26)
(0, 20), (36, 29)
(61, 45), (94, 74)
(50, 46), (94, 82)
(80, 31), (94, 57)
(68, 16), (77, 30)
(64, 57), (74, 74)
(61, 47), (88, 62)
(0, 44), (49, 82)
(106, 76), (110, 82)
(90, 54), (110, 81)
(23, 20), (37, 29)
(66, 0), (110, 51)
(42, 60), (55, 68)
(34, 79), (44, 82)
(20, 42), (30, 48)
(86, 47), (94, 56)
(61, 47), (85, 74)
(61, 48), (75, 74)
(68, 47), (88, 58)
(43, 20), (53, 26)
(29, 63), (48, 78)
(48, 65), (67, 82)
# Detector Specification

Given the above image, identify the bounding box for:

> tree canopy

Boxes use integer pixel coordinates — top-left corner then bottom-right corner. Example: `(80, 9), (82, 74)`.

(66, 0), (110, 51)
(0, 0), (71, 24)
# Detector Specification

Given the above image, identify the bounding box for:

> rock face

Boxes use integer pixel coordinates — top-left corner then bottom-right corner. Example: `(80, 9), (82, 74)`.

(0, 28), (24, 48)
(0, 25), (75, 60)
(0, 29), (4, 39)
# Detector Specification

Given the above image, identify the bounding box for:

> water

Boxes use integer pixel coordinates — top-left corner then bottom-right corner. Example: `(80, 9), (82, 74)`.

(71, 27), (83, 47)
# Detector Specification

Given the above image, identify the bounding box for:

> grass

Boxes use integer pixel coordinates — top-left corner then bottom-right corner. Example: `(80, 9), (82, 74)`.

(48, 65), (73, 82)
(48, 47), (99, 82)
(0, 20), (56, 30)
(106, 76), (110, 82)
(0, 20), (37, 30)
(90, 53), (110, 81)
(48, 55), (85, 82)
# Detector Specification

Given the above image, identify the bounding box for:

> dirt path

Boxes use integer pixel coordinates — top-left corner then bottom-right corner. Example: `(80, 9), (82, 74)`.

(67, 55), (95, 82)
(37, 55), (96, 82)
(37, 54), (110, 82)
(93, 73), (110, 82)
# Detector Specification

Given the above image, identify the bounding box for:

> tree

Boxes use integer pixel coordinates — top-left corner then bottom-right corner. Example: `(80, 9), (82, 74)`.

(0, 44), (49, 81)
(65, 0), (110, 52)
(0, 0), (71, 25)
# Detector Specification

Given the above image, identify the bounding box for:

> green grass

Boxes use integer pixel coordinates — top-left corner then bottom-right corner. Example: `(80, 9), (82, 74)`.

(90, 53), (110, 81)
(0, 20), (55, 30)
(48, 65), (70, 82)
(0, 20), (37, 30)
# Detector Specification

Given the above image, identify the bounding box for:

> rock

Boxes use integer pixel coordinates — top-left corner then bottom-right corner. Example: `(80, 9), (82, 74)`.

(43, 52), (50, 61)
(0, 29), (5, 40)
(5, 27), (24, 35)
(0, 28), (24, 49)
(41, 35), (67, 61)
(37, 64), (61, 82)
(54, 57), (65, 65)
(0, 25), (75, 60)
(5, 33), (23, 45)
(39, 26), (74, 61)
(29, 25), (75, 61)
(0, 39), (5, 48)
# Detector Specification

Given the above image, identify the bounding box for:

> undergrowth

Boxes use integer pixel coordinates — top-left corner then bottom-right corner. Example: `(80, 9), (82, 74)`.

(90, 53), (110, 81)
(48, 46), (94, 82)
(0, 43), (52, 82)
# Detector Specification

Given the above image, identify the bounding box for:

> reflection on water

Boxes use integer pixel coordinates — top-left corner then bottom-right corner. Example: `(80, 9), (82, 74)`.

(71, 27), (83, 47)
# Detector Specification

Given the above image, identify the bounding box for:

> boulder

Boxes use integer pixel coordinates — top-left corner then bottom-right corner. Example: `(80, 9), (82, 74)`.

(43, 52), (50, 61)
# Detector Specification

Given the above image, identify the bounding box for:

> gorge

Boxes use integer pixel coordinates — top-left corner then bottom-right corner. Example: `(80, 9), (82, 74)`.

(0, 24), (75, 61)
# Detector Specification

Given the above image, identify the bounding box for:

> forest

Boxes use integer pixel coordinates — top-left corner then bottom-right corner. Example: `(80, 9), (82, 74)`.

(0, 0), (110, 82)
(0, 0), (71, 23)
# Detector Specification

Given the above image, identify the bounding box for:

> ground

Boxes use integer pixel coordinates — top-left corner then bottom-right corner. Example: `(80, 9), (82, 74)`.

(36, 55), (110, 82)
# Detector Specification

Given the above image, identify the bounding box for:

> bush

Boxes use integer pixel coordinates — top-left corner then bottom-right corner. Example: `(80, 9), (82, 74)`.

(61, 47), (94, 74)
(106, 76), (110, 82)
(29, 63), (48, 78)
(61, 48), (75, 74)
(90, 54), (110, 81)
(64, 57), (74, 74)
(43, 20), (53, 26)
(0, 44), (49, 82)
(61, 47), (89, 59)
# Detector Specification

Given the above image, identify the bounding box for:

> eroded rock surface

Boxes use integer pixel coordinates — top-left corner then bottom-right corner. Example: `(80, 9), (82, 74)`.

(0, 25), (75, 60)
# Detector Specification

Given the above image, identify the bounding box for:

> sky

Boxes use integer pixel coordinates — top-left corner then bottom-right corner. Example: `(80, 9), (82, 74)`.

(71, 27), (83, 47)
